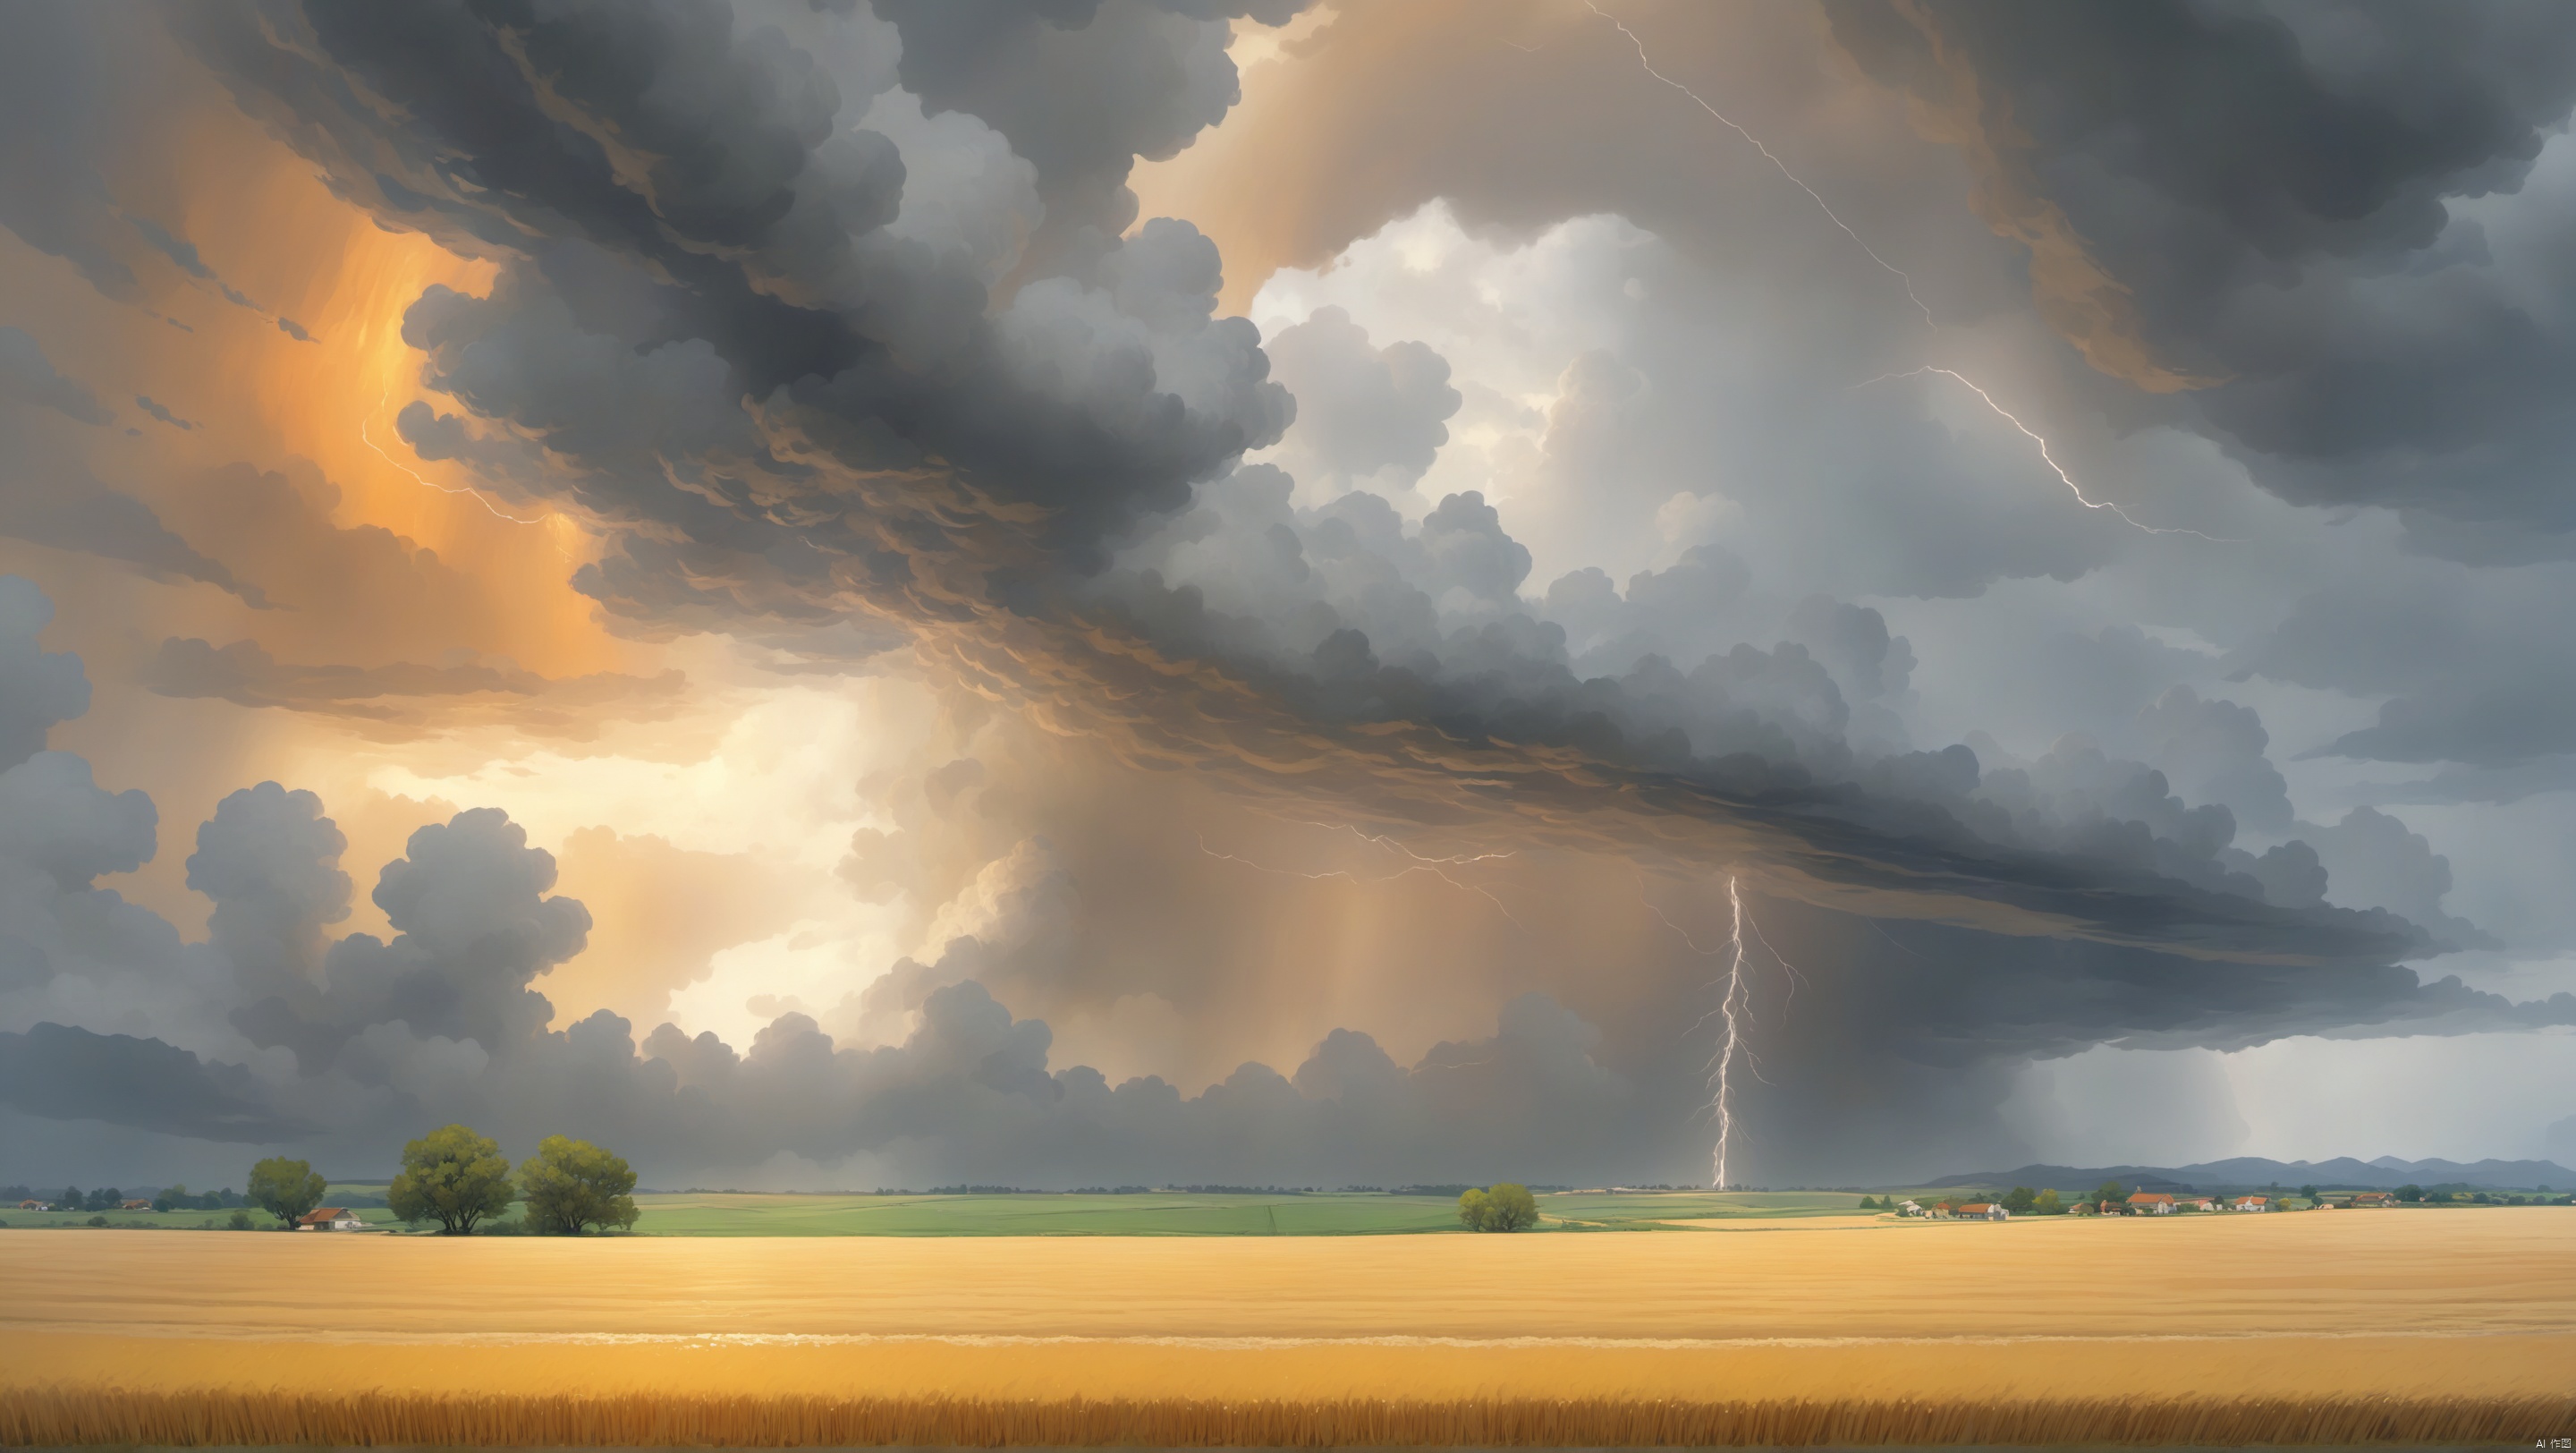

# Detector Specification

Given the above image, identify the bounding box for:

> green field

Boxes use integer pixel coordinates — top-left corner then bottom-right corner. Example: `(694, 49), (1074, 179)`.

(0, 1188), (1877, 1236)
(1541, 1191), (1872, 1227)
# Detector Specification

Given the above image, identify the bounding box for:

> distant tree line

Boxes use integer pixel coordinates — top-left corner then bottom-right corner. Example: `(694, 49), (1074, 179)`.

(2, 1184), (250, 1212)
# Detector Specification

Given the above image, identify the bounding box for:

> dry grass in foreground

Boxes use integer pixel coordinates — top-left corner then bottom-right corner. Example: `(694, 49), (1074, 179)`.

(5, 1210), (2572, 1443)
(6, 1385), (2572, 1448)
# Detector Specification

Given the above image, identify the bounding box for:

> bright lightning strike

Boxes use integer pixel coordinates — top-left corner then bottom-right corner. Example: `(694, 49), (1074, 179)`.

(1712, 874), (1751, 1191)
(361, 388), (547, 526)
(1640, 872), (1801, 1189)
(1585, 3), (2230, 541)
(1857, 368), (2237, 540)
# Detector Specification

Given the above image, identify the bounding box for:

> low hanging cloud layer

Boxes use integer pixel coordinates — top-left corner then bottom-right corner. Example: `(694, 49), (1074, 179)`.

(1, 0), (2572, 1185)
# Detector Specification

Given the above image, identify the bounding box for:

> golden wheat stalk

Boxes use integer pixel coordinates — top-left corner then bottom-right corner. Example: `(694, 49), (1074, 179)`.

(5, 1388), (2570, 1447)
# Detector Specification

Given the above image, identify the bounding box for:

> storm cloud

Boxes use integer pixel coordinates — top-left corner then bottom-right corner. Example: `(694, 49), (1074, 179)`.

(2, 0), (2572, 1185)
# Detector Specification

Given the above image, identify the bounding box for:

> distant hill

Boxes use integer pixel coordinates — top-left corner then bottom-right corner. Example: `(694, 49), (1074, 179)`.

(1920, 1155), (2576, 1194)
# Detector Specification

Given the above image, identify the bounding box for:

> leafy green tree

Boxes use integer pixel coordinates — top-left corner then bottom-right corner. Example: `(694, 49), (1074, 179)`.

(1487, 1183), (1539, 1231)
(2032, 1188), (2064, 1215)
(225, 1210), (255, 1231)
(2091, 1180), (2128, 1210)
(389, 1124), (516, 1234)
(2394, 1184), (2423, 1203)
(1857, 1195), (1880, 1211)
(1457, 1186), (1492, 1231)
(2003, 1186), (2038, 1214)
(1457, 1183), (1538, 1232)
(2299, 1184), (2318, 1201)
(247, 1158), (328, 1230)
(520, 1135), (640, 1235)
(153, 1183), (188, 1213)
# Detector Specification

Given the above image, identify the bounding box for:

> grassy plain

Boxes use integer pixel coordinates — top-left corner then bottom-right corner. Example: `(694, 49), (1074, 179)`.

(0, 1187), (1877, 1236)
(4, 1208), (2572, 1442)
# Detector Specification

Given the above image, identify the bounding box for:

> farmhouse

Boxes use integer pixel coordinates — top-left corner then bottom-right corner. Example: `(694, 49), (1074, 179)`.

(1896, 1200), (1924, 1217)
(1955, 1202), (2010, 1220)
(297, 1207), (365, 1231)
(2177, 1196), (2216, 1211)
(17, 1199), (48, 1211)
(120, 1199), (153, 1211)
(2348, 1191), (2393, 1207)
(2234, 1195), (2271, 1212)
(2127, 1192), (2178, 1215)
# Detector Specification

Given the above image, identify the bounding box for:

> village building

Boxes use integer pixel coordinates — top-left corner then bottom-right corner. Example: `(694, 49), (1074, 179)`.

(2234, 1195), (2271, 1212)
(2176, 1195), (2216, 1211)
(120, 1199), (153, 1211)
(17, 1200), (49, 1211)
(297, 1207), (366, 1231)
(2127, 1192), (2178, 1215)
(1955, 1202), (2010, 1220)
(2347, 1191), (2392, 1207)
(1896, 1200), (1925, 1217)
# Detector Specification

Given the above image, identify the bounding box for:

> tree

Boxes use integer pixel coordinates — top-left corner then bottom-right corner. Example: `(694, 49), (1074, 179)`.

(247, 1158), (328, 1230)
(389, 1124), (516, 1235)
(225, 1210), (255, 1231)
(2003, 1186), (2038, 1214)
(153, 1183), (188, 1213)
(2394, 1184), (2424, 1203)
(1457, 1183), (1538, 1232)
(1857, 1195), (1881, 1211)
(1457, 1187), (1492, 1230)
(2032, 1188), (2064, 1216)
(520, 1135), (640, 1235)
(2299, 1184), (2318, 1201)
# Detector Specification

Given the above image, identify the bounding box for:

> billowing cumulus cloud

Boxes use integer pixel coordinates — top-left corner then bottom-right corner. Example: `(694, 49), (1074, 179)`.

(3, 0), (2573, 1185)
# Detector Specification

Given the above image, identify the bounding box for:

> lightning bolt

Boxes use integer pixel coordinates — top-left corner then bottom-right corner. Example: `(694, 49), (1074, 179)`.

(1640, 871), (1806, 1189)
(361, 387), (547, 526)
(1584, 3), (2225, 540)
(1855, 369), (2237, 540)
(1585, 0), (1934, 329)
(1713, 874), (1751, 1191)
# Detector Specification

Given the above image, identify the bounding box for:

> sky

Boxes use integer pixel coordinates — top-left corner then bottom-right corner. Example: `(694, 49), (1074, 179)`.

(1, 0), (2572, 1191)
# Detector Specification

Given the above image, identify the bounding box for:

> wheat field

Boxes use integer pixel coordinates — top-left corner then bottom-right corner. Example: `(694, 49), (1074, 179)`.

(4, 1209), (2572, 1444)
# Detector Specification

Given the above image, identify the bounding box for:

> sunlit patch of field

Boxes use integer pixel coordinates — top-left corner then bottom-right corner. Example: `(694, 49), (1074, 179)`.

(5, 1209), (2572, 1444)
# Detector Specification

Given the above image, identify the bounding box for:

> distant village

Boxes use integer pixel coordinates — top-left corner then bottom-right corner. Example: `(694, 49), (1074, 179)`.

(1865, 1183), (2569, 1219)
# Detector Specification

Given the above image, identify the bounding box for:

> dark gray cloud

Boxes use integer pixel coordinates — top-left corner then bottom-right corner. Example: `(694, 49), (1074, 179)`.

(2137, 685), (2292, 835)
(1822, 0), (2576, 544)
(873, 0), (1301, 251)
(2237, 563), (2576, 769)
(0, 1023), (301, 1142)
(0, 423), (265, 601)
(0, 327), (113, 425)
(0, 0), (144, 302)
(0, 576), (91, 769)
(132, 395), (192, 430)
(142, 636), (685, 738)
(1257, 304), (1460, 489)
